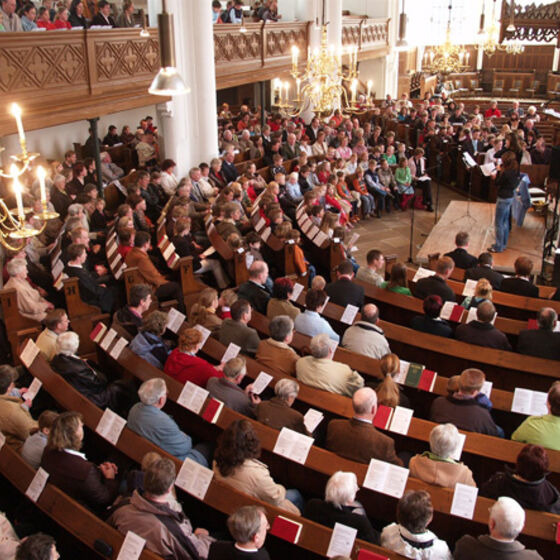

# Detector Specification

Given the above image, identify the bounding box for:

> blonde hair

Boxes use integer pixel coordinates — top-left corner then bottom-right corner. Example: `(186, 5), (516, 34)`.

(376, 353), (401, 408)
(475, 278), (493, 300)
(189, 288), (219, 327)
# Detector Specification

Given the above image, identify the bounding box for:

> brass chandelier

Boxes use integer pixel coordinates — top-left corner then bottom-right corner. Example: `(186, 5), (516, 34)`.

(476, 0), (524, 57)
(0, 104), (58, 251)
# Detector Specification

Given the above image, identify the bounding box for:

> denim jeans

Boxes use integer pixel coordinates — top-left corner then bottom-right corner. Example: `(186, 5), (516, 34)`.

(493, 196), (514, 252)
(285, 488), (305, 512)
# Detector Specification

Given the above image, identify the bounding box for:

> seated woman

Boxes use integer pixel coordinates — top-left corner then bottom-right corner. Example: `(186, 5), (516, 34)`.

(410, 295), (453, 338)
(188, 288), (222, 334)
(41, 412), (119, 513)
(165, 328), (223, 387)
(394, 157), (414, 210)
(409, 423), (476, 489)
(266, 277), (301, 321)
(304, 471), (379, 544)
(370, 353), (410, 409)
(381, 262), (412, 296)
(53, 6), (72, 29)
(213, 419), (303, 514)
(129, 311), (170, 369)
(461, 278), (492, 310)
(481, 444), (560, 513)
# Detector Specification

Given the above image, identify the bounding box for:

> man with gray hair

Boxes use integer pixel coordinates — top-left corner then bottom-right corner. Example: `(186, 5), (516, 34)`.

(51, 174), (71, 219)
(517, 307), (560, 360)
(326, 387), (402, 465)
(256, 378), (308, 435)
(206, 357), (260, 418)
(453, 496), (543, 559)
(237, 260), (271, 315)
(0, 0), (22, 31)
(127, 378), (209, 465)
(341, 303), (390, 359)
(256, 315), (299, 376)
(296, 333), (364, 397)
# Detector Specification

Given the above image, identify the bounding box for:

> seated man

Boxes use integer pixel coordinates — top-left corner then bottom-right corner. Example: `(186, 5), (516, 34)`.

(218, 299), (261, 356)
(381, 490), (451, 557)
(445, 231), (478, 269)
(464, 251), (504, 290)
(410, 295), (453, 338)
(0, 365), (38, 452)
(36, 309), (70, 361)
(255, 315), (299, 376)
(125, 231), (185, 313)
(326, 260), (364, 309)
(100, 151), (124, 184)
(341, 303), (390, 359)
(326, 387), (402, 465)
(413, 256), (455, 303)
(355, 249), (385, 287)
(454, 497), (543, 559)
(512, 381), (560, 451)
(128, 378), (209, 464)
(207, 357), (259, 418)
(237, 261), (271, 315)
(112, 283), (152, 339)
(294, 289), (340, 343)
(455, 301), (512, 351)
(517, 308), (560, 361)
(208, 505), (270, 560)
(501, 256), (539, 298)
(430, 368), (502, 437)
(256, 378), (308, 435)
(109, 457), (214, 559)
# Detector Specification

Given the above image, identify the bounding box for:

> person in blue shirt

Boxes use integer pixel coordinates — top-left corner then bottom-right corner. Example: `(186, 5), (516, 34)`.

(128, 378), (210, 465)
(294, 288), (340, 343)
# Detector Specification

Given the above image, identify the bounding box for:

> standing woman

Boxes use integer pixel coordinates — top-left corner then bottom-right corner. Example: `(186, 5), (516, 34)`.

(488, 151), (520, 254)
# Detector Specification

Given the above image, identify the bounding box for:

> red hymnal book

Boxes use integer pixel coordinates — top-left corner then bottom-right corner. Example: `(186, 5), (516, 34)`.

(202, 398), (224, 424)
(449, 304), (464, 322)
(157, 235), (166, 248)
(527, 319), (538, 330)
(418, 369), (437, 392)
(556, 522), (560, 544)
(89, 322), (107, 343)
(167, 253), (179, 269)
(373, 405), (393, 430)
(357, 550), (389, 560)
(270, 515), (302, 544)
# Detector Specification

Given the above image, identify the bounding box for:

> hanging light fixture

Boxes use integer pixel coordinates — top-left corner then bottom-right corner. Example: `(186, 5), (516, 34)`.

(148, 0), (189, 96)
(396, 0), (407, 47)
(506, 0), (516, 32)
(423, 1), (470, 75)
(476, 0), (524, 57)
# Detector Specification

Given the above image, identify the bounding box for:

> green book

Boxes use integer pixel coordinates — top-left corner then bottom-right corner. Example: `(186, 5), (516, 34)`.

(405, 362), (425, 388)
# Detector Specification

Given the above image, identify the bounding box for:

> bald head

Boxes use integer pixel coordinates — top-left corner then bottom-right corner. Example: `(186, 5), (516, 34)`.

(361, 304), (379, 324)
(537, 307), (557, 331)
(352, 387), (377, 418)
(476, 300), (496, 323)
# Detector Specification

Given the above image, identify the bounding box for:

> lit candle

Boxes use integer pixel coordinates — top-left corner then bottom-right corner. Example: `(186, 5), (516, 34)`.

(367, 80), (373, 100)
(296, 78), (301, 99)
(351, 79), (357, 103)
(37, 165), (47, 209)
(430, 51), (434, 63)
(10, 103), (26, 146)
(291, 45), (299, 73)
(284, 82), (290, 103)
(10, 164), (25, 221)
(466, 52), (471, 63)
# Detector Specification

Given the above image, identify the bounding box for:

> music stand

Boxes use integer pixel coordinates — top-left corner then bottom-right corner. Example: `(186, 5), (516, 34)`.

(449, 151), (478, 227)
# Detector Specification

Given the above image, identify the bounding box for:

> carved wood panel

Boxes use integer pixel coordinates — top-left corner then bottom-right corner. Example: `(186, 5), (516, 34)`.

(214, 29), (261, 63)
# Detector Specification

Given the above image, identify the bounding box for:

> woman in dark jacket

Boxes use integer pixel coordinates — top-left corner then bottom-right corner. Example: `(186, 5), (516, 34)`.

(481, 444), (560, 514)
(69, 0), (87, 27)
(129, 310), (170, 369)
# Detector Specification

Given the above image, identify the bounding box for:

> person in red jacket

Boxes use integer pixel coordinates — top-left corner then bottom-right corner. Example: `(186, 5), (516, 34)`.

(484, 100), (502, 119)
(164, 328), (223, 387)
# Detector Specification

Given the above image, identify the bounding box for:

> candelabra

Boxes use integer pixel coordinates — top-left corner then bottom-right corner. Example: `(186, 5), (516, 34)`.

(475, 0), (524, 57)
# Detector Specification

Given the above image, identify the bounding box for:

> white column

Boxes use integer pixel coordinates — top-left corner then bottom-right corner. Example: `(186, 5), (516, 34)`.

(326, 0), (343, 50)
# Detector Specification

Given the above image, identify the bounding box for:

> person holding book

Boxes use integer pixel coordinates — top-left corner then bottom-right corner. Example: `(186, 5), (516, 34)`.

(461, 278), (493, 310)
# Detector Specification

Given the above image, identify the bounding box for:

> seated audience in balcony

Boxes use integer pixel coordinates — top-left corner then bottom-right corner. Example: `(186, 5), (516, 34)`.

(409, 423), (475, 489)
(36, 309), (70, 361)
(36, 5), (55, 28)
(20, 2), (37, 30)
(517, 307), (560, 361)
(0, 365), (38, 453)
(341, 303), (390, 359)
(135, 132), (157, 168)
(90, 0), (115, 27)
(211, 0), (223, 23)
(481, 444), (560, 514)
(115, 0), (135, 27)
(410, 295), (453, 338)
(21, 410), (58, 470)
(444, 231), (477, 269)
(53, 6), (71, 29)
(69, 0), (87, 28)
(430, 368), (502, 437)
(129, 311), (170, 369)
(213, 419), (303, 514)
(455, 301), (511, 351)
(413, 256), (455, 302)
(501, 256), (539, 298)
(219, 298), (261, 356)
(461, 278), (493, 310)
(381, 490), (451, 559)
(1, 0), (22, 31)
(454, 497), (543, 559)
(305, 471), (379, 544)
(100, 151), (125, 184)
(381, 262), (412, 296)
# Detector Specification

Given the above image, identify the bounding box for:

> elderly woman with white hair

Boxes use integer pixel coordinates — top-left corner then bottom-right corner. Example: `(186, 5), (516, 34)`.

(409, 423), (475, 488)
(50, 331), (135, 414)
(256, 377), (309, 435)
(304, 471), (379, 543)
(4, 257), (53, 322)
(127, 378), (210, 465)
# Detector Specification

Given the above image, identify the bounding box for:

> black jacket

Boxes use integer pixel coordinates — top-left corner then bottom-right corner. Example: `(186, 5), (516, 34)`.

(517, 329), (560, 361)
(410, 315), (453, 338)
(464, 265), (504, 290)
(90, 13), (115, 27)
(455, 320), (512, 351)
(221, 160), (238, 184)
(444, 247), (477, 270)
(237, 280), (271, 315)
(65, 264), (114, 313)
(326, 277), (365, 309)
(413, 275), (455, 303)
(501, 277), (539, 298)
(208, 542), (270, 560)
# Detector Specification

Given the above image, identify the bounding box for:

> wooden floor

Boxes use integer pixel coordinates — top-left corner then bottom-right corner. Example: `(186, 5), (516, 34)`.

(351, 185), (546, 275)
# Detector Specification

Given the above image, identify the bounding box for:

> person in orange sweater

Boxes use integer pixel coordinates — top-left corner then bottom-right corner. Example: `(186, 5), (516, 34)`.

(125, 231), (186, 313)
(288, 229), (316, 286)
(336, 171), (359, 221)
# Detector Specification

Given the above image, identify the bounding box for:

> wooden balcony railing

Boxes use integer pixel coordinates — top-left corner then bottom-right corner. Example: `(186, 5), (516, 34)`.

(342, 17), (390, 58)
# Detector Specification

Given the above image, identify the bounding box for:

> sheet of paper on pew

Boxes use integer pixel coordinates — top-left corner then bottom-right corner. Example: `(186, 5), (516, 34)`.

(388, 406), (414, 435)
(106, 242), (117, 258)
(450, 482), (478, 520)
(157, 235), (168, 249)
(178, 381), (209, 414)
(24, 378), (42, 403)
(99, 328), (118, 351)
(175, 458), (214, 500)
(394, 360), (437, 391)
(52, 258), (64, 279)
(167, 253), (180, 269)
(166, 308), (186, 334)
(255, 217), (266, 231)
(340, 304), (359, 325)
(114, 264), (126, 280)
(25, 467), (49, 503)
(307, 224), (320, 239)
(303, 408), (324, 433)
(250, 372), (273, 395)
(450, 432), (467, 461)
(301, 218), (313, 234)
(162, 242), (176, 261)
(0, 431), (5, 450)
(19, 339), (39, 369)
(296, 205), (306, 219)
(96, 408), (126, 445)
(261, 227), (272, 242)
(363, 458), (409, 498)
(412, 267), (436, 282)
(462, 279), (478, 297)
(439, 301), (465, 322)
(313, 229), (328, 246)
(273, 427), (314, 465)
(326, 522), (357, 558)
(290, 282), (304, 302)
(109, 337), (128, 360)
(116, 531), (146, 560)
(193, 324), (211, 347)
(221, 342), (241, 363)
(511, 388), (548, 416)
(270, 515), (303, 544)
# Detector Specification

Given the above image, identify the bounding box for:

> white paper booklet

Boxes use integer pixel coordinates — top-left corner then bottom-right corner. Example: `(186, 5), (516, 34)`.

(340, 304), (359, 325)
(221, 342), (241, 363)
(511, 388), (548, 416)
(412, 267), (436, 282)
(116, 531), (146, 560)
(109, 337), (128, 360)
(25, 467), (49, 503)
(20, 339), (39, 368)
(99, 328), (118, 351)
(193, 325), (211, 347)
(388, 406), (413, 435)
(166, 308), (186, 334)
(326, 523), (357, 558)
(290, 282), (304, 302)
(177, 381), (209, 414)
(175, 458), (214, 500)
(95, 408), (127, 445)
(303, 408), (324, 433)
(450, 482), (478, 519)
(450, 432), (467, 461)
(462, 279), (477, 297)
(363, 458), (409, 498)
(273, 427), (314, 465)
(24, 378), (43, 403)
(250, 372), (273, 395)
